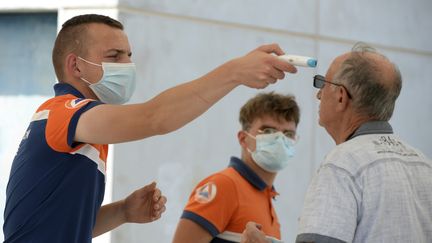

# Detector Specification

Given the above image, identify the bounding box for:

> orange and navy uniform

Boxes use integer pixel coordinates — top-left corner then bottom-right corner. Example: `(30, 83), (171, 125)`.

(181, 157), (281, 243)
(3, 83), (106, 243)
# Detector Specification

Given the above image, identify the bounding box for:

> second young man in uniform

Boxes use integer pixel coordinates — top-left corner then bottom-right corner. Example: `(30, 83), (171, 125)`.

(173, 92), (300, 243)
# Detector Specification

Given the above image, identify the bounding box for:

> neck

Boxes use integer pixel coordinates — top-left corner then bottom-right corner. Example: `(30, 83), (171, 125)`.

(328, 111), (371, 145)
(241, 152), (276, 186)
(64, 78), (99, 100)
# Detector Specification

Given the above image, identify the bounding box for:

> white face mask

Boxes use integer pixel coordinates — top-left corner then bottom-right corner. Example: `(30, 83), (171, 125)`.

(246, 131), (295, 173)
(78, 56), (136, 104)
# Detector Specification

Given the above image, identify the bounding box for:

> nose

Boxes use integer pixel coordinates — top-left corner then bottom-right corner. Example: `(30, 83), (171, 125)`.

(316, 90), (322, 100)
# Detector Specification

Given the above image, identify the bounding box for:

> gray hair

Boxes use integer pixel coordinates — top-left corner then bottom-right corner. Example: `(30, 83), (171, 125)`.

(334, 42), (402, 121)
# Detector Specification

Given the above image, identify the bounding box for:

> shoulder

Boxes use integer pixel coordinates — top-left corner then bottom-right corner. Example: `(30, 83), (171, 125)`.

(195, 168), (238, 194)
(322, 134), (384, 175)
(325, 134), (431, 171)
(38, 95), (98, 111)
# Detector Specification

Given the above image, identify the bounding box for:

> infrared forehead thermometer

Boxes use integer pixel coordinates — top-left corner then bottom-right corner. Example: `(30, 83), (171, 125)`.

(278, 54), (317, 67)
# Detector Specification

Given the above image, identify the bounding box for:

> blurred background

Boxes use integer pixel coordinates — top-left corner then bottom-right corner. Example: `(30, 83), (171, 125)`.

(1, 0), (431, 242)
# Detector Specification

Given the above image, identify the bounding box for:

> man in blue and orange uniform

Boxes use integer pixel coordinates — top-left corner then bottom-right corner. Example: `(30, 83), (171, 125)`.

(173, 92), (300, 243)
(3, 14), (297, 242)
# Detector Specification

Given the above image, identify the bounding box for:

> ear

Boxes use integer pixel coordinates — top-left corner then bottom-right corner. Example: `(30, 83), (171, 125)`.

(237, 130), (247, 148)
(335, 86), (349, 112)
(65, 54), (81, 79)
(316, 89), (322, 100)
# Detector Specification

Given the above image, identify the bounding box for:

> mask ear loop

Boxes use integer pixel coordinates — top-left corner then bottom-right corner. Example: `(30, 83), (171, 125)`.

(77, 56), (103, 85)
(243, 131), (256, 154)
(78, 56), (102, 67)
(80, 77), (93, 85)
(244, 131), (256, 140)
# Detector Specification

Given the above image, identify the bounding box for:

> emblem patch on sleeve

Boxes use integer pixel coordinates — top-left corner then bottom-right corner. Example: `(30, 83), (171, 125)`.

(194, 182), (217, 203)
(65, 98), (90, 109)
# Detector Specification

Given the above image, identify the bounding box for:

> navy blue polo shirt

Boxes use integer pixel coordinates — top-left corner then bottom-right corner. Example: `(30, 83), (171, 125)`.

(3, 83), (106, 242)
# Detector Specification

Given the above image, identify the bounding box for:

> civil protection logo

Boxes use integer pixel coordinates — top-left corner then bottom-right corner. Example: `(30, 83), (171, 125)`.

(194, 182), (217, 203)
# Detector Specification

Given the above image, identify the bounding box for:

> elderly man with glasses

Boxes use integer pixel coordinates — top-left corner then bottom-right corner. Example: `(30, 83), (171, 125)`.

(241, 43), (432, 243)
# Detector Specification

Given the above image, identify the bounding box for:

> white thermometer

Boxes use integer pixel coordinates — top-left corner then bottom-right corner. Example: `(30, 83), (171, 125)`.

(278, 54), (317, 67)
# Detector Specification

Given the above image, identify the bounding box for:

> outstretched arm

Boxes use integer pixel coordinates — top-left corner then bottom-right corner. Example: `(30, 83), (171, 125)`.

(92, 182), (167, 237)
(75, 44), (297, 145)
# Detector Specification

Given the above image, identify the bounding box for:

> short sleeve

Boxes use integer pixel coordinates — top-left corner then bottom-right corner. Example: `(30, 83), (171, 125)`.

(45, 97), (102, 152)
(296, 164), (360, 243)
(181, 173), (238, 237)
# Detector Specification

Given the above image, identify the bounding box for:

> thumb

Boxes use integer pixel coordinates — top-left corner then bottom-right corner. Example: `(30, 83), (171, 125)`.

(256, 43), (285, 56)
(137, 181), (157, 195)
(246, 221), (262, 230)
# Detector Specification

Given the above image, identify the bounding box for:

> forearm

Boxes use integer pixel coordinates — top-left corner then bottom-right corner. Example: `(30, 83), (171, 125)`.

(92, 200), (126, 238)
(143, 62), (238, 134)
(76, 62), (238, 144)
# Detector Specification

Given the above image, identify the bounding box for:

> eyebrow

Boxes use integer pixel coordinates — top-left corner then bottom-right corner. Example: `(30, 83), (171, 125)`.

(105, 48), (132, 56)
(259, 125), (295, 133)
(259, 125), (276, 130)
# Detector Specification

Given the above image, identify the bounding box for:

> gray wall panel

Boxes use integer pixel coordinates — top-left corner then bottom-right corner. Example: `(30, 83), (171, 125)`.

(118, 0), (317, 35)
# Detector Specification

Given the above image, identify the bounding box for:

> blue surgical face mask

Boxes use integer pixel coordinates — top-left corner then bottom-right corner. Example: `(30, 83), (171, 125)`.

(246, 131), (295, 173)
(78, 56), (136, 104)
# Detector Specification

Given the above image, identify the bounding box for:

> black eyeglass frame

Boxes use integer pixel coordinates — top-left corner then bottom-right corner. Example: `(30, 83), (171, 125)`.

(313, 75), (352, 99)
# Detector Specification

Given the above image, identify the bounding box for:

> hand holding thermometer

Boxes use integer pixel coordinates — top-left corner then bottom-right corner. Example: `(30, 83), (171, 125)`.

(278, 54), (317, 68)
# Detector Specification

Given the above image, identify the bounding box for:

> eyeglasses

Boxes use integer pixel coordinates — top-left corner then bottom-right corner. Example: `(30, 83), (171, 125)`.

(313, 75), (352, 99)
(258, 127), (299, 141)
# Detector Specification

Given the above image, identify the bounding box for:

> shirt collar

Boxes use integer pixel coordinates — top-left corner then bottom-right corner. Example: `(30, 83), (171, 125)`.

(54, 83), (85, 98)
(347, 121), (393, 141)
(229, 157), (268, 191)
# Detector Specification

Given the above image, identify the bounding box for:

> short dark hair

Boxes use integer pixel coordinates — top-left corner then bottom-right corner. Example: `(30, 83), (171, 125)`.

(335, 42), (402, 121)
(52, 14), (123, 81)
(239, 92), (300, 130)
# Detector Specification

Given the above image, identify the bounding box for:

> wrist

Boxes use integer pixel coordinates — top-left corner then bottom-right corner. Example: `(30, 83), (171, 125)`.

(119, 199), (129, 223)
(213, 59), (241, 86)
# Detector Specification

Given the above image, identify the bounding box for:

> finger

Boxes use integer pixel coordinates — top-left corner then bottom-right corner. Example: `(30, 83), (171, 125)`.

(265, 77), (278, 85)
(246, 221), (262, 230)
(137, 181), (157, 196)
(159, 195), (167, 205)
(255, 223), (263, 230)
(151, 214), (161, 221)
(256, 43), (285, 56)
(153, 188), (161, 201)
(153, 206), (166, 219)
(272, 56), (297, 74)
(260, 65), (284, 82)
(268, 67), (285, 81)
(153, 195), (167, 210)
(254, 81), (270, 89)
(154, 205), (166, 216)
(160, 205), (166, 213)
(253, 71), (274, 86)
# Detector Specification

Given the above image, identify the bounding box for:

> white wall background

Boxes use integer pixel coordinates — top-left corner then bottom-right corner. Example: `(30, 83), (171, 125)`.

(110, 1), (432, 242)
(1, 0), (432, 242)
